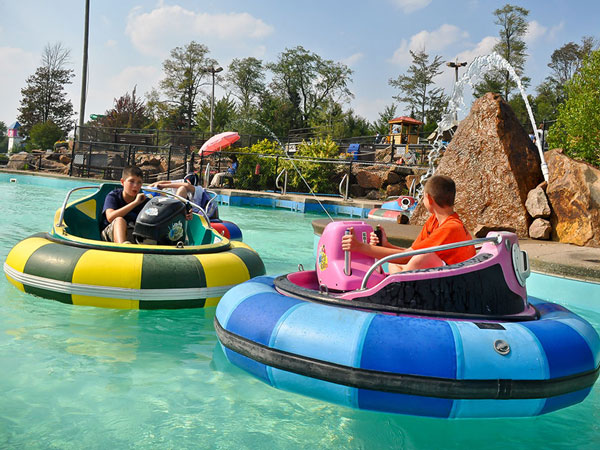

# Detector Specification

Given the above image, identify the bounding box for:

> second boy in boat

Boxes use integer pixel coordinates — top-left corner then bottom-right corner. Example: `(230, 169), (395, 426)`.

(342, 175), (475, 272)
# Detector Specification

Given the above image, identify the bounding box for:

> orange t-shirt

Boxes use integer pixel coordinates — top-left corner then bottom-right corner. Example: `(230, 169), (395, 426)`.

(411, 213), (476, 265)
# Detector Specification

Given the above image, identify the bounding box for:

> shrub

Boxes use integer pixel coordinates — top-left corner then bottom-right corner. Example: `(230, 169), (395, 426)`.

(234, 139), (284, 190)
(548, 50), (600, 167)
(29, 121), (63, 151)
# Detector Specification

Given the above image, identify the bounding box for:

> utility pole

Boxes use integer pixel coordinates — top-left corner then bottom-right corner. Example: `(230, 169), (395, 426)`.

(204, 66), (223, 135)
(446, 59), (467, 123)
(78, 0), (90, 141)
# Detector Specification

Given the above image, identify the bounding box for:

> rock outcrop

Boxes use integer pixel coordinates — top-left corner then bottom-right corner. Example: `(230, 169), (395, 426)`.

(410, 93), (544, 237)
(545, 149), (600, 247)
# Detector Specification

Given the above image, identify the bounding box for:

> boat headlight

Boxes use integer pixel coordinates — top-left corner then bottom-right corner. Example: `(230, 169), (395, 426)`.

(511, 242), (530, 286)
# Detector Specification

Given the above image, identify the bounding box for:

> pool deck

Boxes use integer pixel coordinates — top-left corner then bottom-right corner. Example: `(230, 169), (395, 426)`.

(312, 218), (600, 284)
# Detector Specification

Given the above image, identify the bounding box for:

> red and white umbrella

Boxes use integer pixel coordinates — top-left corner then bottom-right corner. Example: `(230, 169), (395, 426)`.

(199, 131), (240, 156)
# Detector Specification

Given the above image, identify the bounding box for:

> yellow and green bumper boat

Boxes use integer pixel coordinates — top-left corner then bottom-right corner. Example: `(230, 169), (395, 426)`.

(4, 184), (265, 309)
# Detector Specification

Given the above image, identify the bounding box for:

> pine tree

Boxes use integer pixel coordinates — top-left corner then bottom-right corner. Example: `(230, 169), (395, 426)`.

(17, 43), (75, 136)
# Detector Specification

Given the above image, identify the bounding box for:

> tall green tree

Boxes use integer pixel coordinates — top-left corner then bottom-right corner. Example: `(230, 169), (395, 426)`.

(17, 43), (75, 136)
(474, 4), (530, 99)
(268, 46), (353, 128)
(195, 95), (238, 134)
(389, 49), (448, 124)
(372, 104), (397, 135)
(97, 87), (150, 129)
(225, 57), (265, 115)
(159, 41), (216, 130)
(548, 49), (600, 167)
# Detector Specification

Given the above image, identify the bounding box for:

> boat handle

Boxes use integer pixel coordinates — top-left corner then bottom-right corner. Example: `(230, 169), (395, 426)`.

(56, 185), (102, 228)
(359, 235), (502, 290)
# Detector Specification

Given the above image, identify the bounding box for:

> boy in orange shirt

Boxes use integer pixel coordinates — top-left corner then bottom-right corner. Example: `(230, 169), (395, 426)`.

(342, 175), (475, 272)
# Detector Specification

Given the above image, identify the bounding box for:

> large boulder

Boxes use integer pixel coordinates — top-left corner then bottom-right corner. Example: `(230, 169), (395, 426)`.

(525, 184), (551, 218)
(410, 93), (543, 237)
(6, 152), (36, 170)
(545, 149), (600, 247)
(354, 167), (387, 189)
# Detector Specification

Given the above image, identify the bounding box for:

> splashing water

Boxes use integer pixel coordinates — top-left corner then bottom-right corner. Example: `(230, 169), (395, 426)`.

(418, 52), (549, 200)
(226, 118), (335, 221)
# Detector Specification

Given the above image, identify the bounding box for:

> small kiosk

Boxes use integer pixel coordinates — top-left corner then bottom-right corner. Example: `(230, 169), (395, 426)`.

(7, 121), (23, 154)
(387, 116), (422, 145)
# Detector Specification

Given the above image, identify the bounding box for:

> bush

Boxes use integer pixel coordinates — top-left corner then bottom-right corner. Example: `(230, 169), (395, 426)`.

(284, 137), (345, 193)
(235, 139), (283, 190)
(548, 50), (600, 167)
(29, 121), (63, 151)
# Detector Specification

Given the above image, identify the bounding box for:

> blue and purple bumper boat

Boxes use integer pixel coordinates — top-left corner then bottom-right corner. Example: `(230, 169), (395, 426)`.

(215, 221), (599, 418)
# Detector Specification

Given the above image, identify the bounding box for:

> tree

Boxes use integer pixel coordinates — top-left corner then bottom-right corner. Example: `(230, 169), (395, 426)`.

(548, 49), (600, 167)
(389, 49), (448, 124)
(29, 121), (63, 150)
(195, 95), (238, 134)
(17, 43), (75, 136)
(97, 87), (150, 129)
(543, 36), (599, 104)
(372, 104), (397, 135)
(474, 4), (530, 99)
(226, 57), (265, 115)
(268, 46), (353, 128)
(159, 41), (216, 130)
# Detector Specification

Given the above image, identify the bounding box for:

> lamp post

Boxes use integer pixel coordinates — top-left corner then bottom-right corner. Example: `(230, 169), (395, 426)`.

(204, 66), (223, 135)
(78, 0), (90, 142)
(446, 59), (467, 123)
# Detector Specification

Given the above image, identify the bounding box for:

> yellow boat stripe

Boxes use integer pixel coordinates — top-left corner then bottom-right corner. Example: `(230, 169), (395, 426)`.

(75, 199), (97, 219)
(72, 250), (143, 289)
(198, 251), (250, 307)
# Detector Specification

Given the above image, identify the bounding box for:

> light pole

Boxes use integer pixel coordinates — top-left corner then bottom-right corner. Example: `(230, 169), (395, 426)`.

(78, 0), (90, 141)
(204, 66), (223, 135)
(446, 59), (467, 123)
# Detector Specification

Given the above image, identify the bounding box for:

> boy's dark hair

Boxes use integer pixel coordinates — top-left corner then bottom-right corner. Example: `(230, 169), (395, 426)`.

(122, 165), (143, 179)
(424, 175), (456, 207)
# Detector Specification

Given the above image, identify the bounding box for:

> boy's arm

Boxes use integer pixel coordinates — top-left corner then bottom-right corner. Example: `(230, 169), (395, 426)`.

(105, 194), (146, 223)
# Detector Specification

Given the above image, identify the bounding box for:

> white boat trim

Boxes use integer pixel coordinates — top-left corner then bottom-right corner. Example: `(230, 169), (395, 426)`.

(3, 263), (232, 301)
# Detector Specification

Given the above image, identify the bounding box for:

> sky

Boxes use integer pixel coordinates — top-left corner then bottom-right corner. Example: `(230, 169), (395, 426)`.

(1, 0), (599, 130)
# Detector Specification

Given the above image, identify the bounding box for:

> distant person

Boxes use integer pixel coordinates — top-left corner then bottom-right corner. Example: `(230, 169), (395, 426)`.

(151, 172), (218, 220)
(342, 175), (475, 272)
(210, 155), (238, 187)
(101, 165), (149, 244)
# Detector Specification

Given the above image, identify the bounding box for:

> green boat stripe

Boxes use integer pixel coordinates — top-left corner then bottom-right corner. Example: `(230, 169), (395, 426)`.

(141, 254), (207, 289)
(229, 247), (266, 278)
(23, 243), (89, 282)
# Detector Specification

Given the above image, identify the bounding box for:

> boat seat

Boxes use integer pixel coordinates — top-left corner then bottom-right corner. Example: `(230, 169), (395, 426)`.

(63, 183), (120, 240)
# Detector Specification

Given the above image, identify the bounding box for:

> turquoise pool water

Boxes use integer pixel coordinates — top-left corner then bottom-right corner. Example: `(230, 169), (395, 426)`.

(1, 174), (599, 449)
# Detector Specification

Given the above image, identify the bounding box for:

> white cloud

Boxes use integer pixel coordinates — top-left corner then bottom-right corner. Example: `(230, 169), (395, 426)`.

(548, 21), (565, 40)
(390, 0), (432, 13)
(84, 65), (162, 115)
(389, 24), (469, 65)
(525, 20), (547, 45)
(454, 36), (498, 66)
(0, 47), (37, 124)
(353, 96), (390, 122)
(126, 5), (274, 57)
(342, 52), (364, 67)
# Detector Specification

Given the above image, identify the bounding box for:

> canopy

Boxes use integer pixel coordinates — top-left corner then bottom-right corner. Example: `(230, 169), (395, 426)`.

(199, 132), (240, 156)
